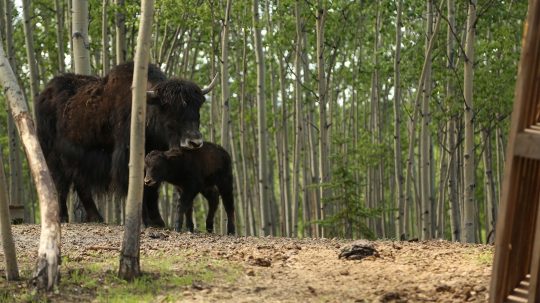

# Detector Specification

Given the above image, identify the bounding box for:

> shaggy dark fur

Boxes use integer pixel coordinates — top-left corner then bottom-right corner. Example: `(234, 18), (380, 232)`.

(144, 143), (235, 235)
(36, 62), (206, 226)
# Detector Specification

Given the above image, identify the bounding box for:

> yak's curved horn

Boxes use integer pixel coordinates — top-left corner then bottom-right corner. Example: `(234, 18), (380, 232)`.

(146, 90), (157, 98)
(201, 73), (219, 95)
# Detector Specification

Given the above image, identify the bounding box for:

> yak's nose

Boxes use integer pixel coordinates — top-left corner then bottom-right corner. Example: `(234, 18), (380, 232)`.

(144, 176), (156, 186)
(188, 138), (203, 149)
(181, 131), (203, 149)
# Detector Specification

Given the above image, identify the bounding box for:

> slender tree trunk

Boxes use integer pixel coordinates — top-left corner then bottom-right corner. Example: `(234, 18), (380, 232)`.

(420, 0), (433, 240)
(118, 0), (153, 281)
(252, 0), (270, 236)
(4, 0), (23, 218)
(462, 0), (477, 243)
(238, 24), (253, 236)
(482, 130), (497, 243)
(368, 4), (382, 237)
(291, 0), (304, 238)
(54, 0), (66, 73)
(394, 0), (405, 240)
(229, 129), (245, 236)
(404, 0), (444, 240)
(72, 0), (91, 75)
(67, 0), (74, 71)
(0, 143), (19, 280)
(163, 28), (184, 75)
(156, 20), (169, 65)
(446, 0), (461, 242)
(298, 23), (316, 238)
(316, 0), (328, 238)
(21, 0), (39, 117)
(115, 0), (126, 65)
(220, 0), (232, 150)
(0, 38), (60, 291)
(0, 0), (4, 40)
(209, 3), (218, 142)
(278, 56), (291, 237)
(436, 132), (448, 238)
(264, 1), (282, 237)
(102, 0), (110, 75)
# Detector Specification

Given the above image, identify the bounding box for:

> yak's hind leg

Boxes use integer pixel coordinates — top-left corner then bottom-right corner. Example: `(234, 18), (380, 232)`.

(57, 183), (70, 222)
(46, 154), (71, 222)
(73, 182), (103, 222)
(142, 184), (165, 227)
(201, 188), (219, 233)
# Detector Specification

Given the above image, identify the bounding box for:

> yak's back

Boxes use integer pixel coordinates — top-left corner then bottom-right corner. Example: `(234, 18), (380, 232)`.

(103, 62), (167, 93)
(36, 73), (100, 153)
(166, 142), (231, 177)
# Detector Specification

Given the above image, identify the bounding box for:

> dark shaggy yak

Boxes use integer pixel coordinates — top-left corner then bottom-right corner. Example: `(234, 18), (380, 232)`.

(143, 142), (235, 235)
(36, 62), (217, 226)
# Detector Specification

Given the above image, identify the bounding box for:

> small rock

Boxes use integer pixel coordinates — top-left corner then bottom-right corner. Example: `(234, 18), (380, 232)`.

(192, 280), (206, 290)
(435, 284), (451, 292)
(379, 292), (401, 302)
(246, 269), (255, 276)
(339, 240), (379, 260)
(307, 286), (316, 295)
(248, 257), (272, 267)
(473, 286), (486, 292)
(147, 231), (168, 240)
(340, 269), (350, 276)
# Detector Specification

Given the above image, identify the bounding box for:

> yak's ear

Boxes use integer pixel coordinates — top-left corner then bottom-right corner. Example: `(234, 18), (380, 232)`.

(146, 90), (160, 105)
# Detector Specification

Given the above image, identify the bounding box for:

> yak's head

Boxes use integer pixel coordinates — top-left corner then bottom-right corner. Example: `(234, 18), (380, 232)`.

(146, 74), (218, 149)
(144, 150), (168, 186)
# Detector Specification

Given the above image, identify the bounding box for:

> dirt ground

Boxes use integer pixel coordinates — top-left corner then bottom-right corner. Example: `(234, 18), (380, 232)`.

(1, 224), (493, 302)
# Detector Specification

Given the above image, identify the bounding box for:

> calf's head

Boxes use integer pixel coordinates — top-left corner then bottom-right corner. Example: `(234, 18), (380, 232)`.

(144, 150), (168, 187)
(146, 74), (218, 149)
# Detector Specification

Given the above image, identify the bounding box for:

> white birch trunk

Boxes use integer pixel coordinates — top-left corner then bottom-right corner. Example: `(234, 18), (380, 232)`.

(291, 1), (304, 238)
(115, 0), (126, 65)
(72, 0), (91, 75)
(252, 0), (270, 236)
(21, 0), (39, 116)
(54, 0), (66, 73)
(0, 35), (60, 291)
(394, 0), (405, 240)
(420, 0), (433, 240)
(102, 0), (110, 75)
(462, 0), (477, 243)
(220, 0), (232, 150)
(316, 1), (328, 238)
(0, 140), (19, 280)
(446, 0), (461, 242)
(118, 0), (153, 281)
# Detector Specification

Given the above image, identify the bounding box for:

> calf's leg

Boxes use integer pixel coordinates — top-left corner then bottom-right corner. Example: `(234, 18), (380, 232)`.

(175, 190), (197, 232)
(218, 180), (235, 235)
(202, 188), (219, 233)
(142, 185), (165, 227)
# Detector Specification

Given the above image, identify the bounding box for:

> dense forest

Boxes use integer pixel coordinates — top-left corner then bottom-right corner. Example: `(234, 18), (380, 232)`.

(0, 0), (528, 243)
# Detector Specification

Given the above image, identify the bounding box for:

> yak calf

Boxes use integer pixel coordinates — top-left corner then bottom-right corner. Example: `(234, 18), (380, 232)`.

(144, 143), (235, 235)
